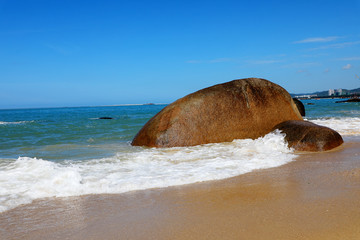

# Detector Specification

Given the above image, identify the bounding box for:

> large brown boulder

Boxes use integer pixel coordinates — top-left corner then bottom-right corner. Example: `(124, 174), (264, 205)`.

(272, 120), (343, 151)
(132, 78), (303, 147)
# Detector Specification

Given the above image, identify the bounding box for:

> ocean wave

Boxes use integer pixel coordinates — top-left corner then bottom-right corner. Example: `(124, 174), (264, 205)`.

(308, 117), (360, 136)
(0, 131), (295, 212)
(0, 121), (34, 125)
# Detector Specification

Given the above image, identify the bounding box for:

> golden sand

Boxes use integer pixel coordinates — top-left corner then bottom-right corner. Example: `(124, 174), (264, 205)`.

(1, 140), (360, 240)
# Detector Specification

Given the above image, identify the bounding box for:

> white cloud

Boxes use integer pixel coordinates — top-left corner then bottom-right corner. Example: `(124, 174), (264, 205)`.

(246, 60), (282, 64)
(209, 58), (232, 63)
(338, 57), (360, 61)
(309, 41), (360, 51)
(342, 64), (352, 70)
(186, 60), (203, 64)
(186, 58), (234, 64)
(281, 62), (320, 68)
(296, 69), (311, 76)
(294, 36), (341, 44)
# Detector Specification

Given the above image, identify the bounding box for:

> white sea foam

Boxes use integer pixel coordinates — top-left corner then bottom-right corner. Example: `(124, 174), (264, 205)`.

(0, 131), (295, 213)
(0, 121), (33, 125)
(308, 117), (360, 136)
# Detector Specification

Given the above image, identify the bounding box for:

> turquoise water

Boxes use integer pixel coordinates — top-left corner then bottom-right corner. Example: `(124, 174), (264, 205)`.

(302, 98), (360, 119)
(1, 99), (358, 161)
(0, 99), (359, 212)
(0, 105), (165, 160)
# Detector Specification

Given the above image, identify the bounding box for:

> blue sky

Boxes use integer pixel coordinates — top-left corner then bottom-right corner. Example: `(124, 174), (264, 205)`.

(1, 0), (360, 108)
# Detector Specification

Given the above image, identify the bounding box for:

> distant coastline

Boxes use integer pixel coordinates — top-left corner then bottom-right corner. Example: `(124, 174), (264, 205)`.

(291, 87), (360, 99)
(0, 103), (169, 111)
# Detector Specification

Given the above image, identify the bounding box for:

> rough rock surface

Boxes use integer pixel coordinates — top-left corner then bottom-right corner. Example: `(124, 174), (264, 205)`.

(272, 120), (343, 151)
(292, 98), (305, 116)
(132, 78), (303, 147)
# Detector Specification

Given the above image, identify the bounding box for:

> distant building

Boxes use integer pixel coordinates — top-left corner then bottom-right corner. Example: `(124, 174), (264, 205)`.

(336, 89), (343, 96)
(329, 89), (343, 96)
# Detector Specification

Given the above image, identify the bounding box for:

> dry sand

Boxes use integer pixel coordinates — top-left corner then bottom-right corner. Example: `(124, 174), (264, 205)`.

(1, 139), (360, 240)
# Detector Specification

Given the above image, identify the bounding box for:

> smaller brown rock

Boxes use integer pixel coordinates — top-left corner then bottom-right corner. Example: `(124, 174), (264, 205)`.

(292, 98), (305, 116)
(272, 120), (343, 152)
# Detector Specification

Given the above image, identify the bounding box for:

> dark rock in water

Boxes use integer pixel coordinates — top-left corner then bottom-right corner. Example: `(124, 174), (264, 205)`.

(132, 78), (303, 147)
(335, 98), (360, 103)
(272, 120), (343, 152)
(306, 103), (315, 105)
(98, 117), (113, 119)
(292, 98), (305, 116)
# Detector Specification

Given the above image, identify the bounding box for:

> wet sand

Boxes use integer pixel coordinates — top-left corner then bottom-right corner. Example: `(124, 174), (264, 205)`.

(1, 137), (360, 240)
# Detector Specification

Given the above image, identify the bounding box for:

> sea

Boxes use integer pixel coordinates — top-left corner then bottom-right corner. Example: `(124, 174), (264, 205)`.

(0, 99), (359, 213)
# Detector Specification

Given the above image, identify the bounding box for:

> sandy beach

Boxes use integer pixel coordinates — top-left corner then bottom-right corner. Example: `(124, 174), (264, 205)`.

(1, 136), (360, 240)
(1, 0), (359, 239)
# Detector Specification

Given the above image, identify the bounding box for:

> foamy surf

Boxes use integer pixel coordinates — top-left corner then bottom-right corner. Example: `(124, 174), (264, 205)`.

(0, 121), (33, 125)
(0, 131), (295, 212)
(308, 117), (360, 136)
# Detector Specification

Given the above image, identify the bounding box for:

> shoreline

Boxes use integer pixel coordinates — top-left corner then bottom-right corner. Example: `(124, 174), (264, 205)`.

(1, 138), (360, 240)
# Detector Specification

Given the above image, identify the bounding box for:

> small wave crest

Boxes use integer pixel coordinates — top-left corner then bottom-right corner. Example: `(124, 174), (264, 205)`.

(0, 131), (295, 212)
(0, 121), (33, 125)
